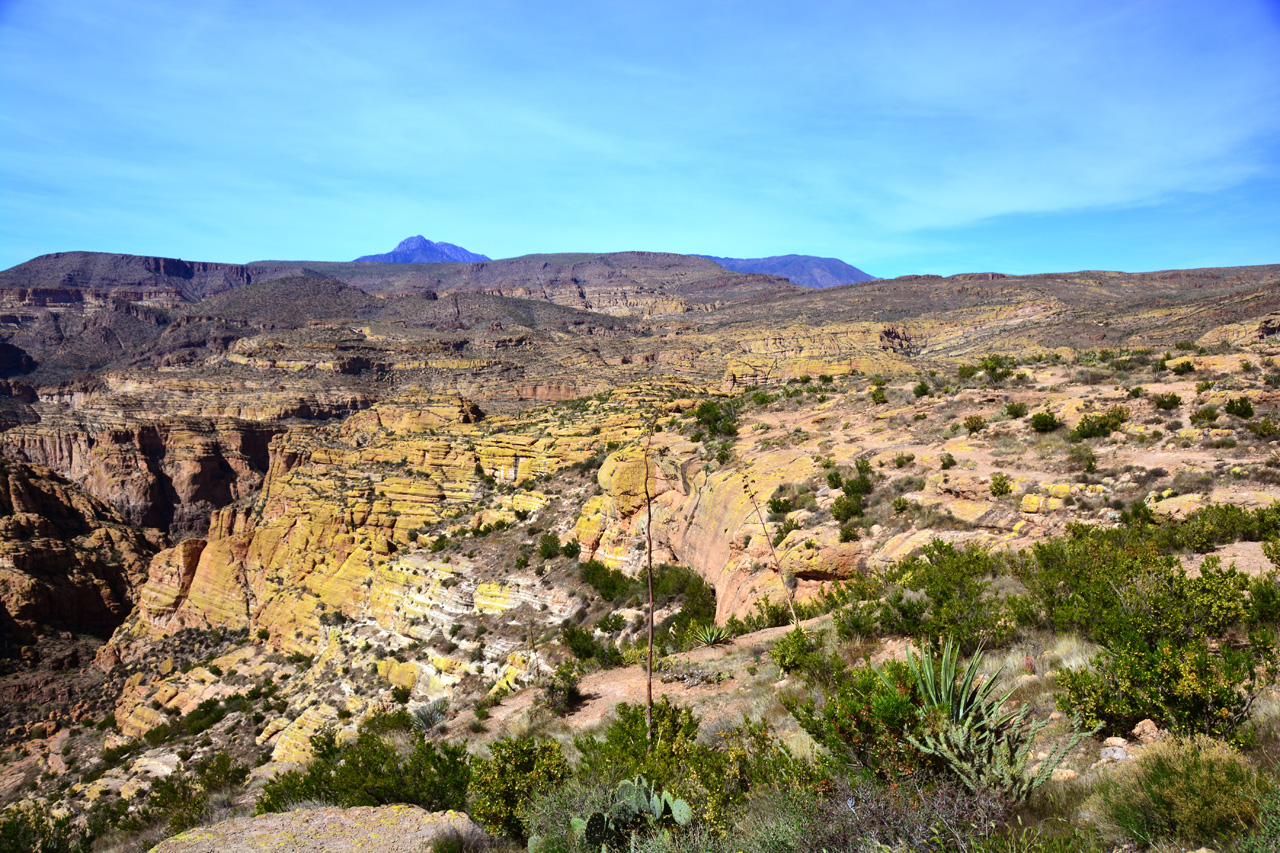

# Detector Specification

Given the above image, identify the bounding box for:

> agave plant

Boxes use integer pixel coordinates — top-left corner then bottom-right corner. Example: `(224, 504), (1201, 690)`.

(409, 698), (449, 733)
(882, 640), (1095, 802)
(690, 623), (732, 648)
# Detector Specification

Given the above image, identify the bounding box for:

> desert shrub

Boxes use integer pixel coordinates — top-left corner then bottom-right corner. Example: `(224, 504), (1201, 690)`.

(1249, 417), (1279, 438)
(940, 451), (957, 469)
(1066, 443), (1096, 472)
(1226, 396), (1255, 419)
(256, 713), (469, 815)
(0, 801), (89, 853)
(471, 737), (570, 839)
(958, 364), (978, 380)
(981, 354), (1016, 383)
(1003, 401), (1028, 418)
(805, 774), (1008, 853)
(1152, 391), (1182, 410)
(1094, 735), (1271, 846)
(1190, 405), (1219, 426)
(913, 381), (931, 398)
(596, 611), (626, 633)
(574, 698), (803, 834)
(1018, 527), (1264, 645)
(1056, 634), (1276, 741)
(538, 533), (562, 560)
(964, 415), (987, 435)
(1071, 405), (1129, 439)
(580, 559), (630, 602)
(841, 472), (873, 495)
(769, 628), (823, 675)
(767, 496), (793, 515)
(825, 470), (843, 490)
(892, 496), (911, 513)
(538, 661), (583, 716)
(1024, 528), (1278, 739)
(1029, 410), (1062, 432)
(883, 540), (1013, 652)
(787, 658), (928, 779)
(563, 625), (601, 660)
(773, 518), (800, 546)
(989, 472), (1012, 497)
(1171, 359), (1196, 375)
(869, 387), (888, 405)
(894, 452), (915, 468)
(693, 400), (737, 437)
(1238, 785), (1280, 853)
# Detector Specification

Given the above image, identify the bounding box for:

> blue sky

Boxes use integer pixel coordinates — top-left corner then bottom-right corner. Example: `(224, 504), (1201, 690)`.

(1, 0), (1278, 277)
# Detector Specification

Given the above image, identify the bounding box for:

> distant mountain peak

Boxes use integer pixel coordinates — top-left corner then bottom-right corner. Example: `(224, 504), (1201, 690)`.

(698, 253), (875, 288)
(355, 236), (489, 264)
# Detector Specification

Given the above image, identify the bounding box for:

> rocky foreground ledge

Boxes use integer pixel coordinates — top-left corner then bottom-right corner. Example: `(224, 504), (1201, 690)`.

(150, 804), (481, 853)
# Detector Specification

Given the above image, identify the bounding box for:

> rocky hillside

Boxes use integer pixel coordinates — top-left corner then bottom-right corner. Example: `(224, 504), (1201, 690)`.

(0, 251), (1278, 849)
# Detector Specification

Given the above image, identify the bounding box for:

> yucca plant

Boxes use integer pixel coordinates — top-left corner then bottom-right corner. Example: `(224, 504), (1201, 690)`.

(409, 698), (449, 733)
(884, 640), (1094, 802)
(690, 623), (732, 648)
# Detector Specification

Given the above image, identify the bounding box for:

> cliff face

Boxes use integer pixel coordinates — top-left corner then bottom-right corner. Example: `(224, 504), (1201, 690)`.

(0, 459), (161, 642)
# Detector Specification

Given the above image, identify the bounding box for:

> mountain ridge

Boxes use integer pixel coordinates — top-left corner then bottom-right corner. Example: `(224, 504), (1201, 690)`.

(697, 253), (875, 288)
(354, 235), (490, 264)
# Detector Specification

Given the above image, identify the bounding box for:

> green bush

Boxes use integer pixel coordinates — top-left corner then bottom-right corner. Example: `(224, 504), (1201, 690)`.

(990, 472), (1012, 497)
(538, 533), (562, 560)
(1225, 395), (1255, 419)
(0, 801), (89, 853)
(1004, 401), (1028, 418)
(1029, 410), (1063, 432)
(1067, 443), (1096, 472)
(769, 628), (823, 675)
(1056, 635), (1275, 741)
(471, 737), (570, 839)
(1190, 405), (1219, 426)
(1095, 735), (1271, 846)
(580, 559), (630, 601)
(869, 387), (888, 405)
(1171, 359), (1196, 375)
(940, 451), (957, 469)
(767, 496), (793, 515)
(1071, 405), (1129, 439)
(538, 661), (583, 716)
(693, 400), (738, 437)
(786, 658), (928, 779)
(913, 381), (931, 398)
(980, 354), (1016, 383)
(1152, 392), (1182, 410)
(256, 713), (470, 815)
(964, 415), (987, 435)
(884, 539), (1013, 652)
(574, 697), (804, 834)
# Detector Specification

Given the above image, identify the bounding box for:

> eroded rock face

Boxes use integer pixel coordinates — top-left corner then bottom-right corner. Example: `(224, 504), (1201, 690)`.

(0, 459), (161, 641)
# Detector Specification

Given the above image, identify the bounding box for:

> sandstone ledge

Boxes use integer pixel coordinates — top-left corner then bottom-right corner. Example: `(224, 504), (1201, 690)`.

(150, 805), (478, 853)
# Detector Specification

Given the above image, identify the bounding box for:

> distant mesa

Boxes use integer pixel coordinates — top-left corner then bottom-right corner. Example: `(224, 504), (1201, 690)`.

(699, 253), (875, 288)
(354, 236), (490, 264)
